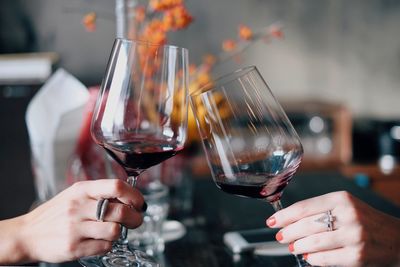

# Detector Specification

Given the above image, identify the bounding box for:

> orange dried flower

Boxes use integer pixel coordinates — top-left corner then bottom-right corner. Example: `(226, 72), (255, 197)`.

(203, 54), (216, 66)
(269, 25), (284, 39)
(135, 6), (146, 22)
(82, 12), (97, 32)
(163, 5), (193, 31)
(140, 19), (167, 44)
(150, 0), (183, 11)
(238, 24), (253, 40)
(196, 72), (212, 88)
(188, 64), (197, 75)
(222, 39), (236, 52)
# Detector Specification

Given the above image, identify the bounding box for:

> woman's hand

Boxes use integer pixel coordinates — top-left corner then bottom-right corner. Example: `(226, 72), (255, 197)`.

(18, 179), (145, 263)
(266, 191), (400, 267)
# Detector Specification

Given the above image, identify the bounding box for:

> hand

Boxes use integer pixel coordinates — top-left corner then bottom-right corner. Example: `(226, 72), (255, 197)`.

(266, 191), (400, 267)
(19, 179), (146, 263)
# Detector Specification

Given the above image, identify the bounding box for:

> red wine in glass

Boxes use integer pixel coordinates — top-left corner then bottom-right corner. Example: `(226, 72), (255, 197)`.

(102, 138), (184, 176)
(213, 153), (302, 202)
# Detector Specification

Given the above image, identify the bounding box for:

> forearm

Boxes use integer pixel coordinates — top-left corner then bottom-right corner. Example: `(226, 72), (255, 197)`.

(0, 215), (31, 265)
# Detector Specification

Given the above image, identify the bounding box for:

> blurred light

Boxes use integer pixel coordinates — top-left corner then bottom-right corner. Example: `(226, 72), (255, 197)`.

(254, 135), (269, 149)
(309, 116), (324, 133)
(141, 120), (150, 129)
(317, 137), (332, 154)
(390, 126), (400, 140)
(378, 154), (395, 174)
(231, 137), (245, 152)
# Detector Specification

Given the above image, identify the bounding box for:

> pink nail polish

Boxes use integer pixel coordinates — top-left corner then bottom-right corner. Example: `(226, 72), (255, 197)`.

(275, 231), (283, 241)
(288, 243), (294, 252)
(266, 216), (276, 227)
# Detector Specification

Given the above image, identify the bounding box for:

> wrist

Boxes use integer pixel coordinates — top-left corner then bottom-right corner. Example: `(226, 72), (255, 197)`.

(0, 215), (32, 264)
(16, 214), (35, 263)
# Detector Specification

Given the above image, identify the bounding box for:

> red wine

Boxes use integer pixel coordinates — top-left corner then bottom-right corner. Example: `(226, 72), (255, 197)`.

(102, 138), (183, 175)
(214, 155), (301, 201)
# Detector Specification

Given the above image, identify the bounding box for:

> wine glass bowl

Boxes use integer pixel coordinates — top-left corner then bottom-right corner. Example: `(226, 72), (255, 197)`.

(82, 38), (189, 267)
(190, 66), (303, 204)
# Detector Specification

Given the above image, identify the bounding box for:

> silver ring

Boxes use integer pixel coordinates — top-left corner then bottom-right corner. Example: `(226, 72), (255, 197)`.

(315, 210), (336, 231)
(96, 198), (109, 222)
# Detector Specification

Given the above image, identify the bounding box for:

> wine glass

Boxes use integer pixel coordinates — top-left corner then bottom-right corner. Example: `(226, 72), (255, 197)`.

(190, 66), (310, 267)
(80, 38), (189, 267)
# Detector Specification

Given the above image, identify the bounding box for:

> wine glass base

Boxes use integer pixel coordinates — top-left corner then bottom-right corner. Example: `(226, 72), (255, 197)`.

(79, 248), (159, 267)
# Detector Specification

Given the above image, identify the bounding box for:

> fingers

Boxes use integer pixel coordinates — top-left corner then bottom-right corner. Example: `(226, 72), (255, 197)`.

(74, 239), (113, 259)
(267, 192), (342, 228)
(79, 221), (122, 241)
(275, 210), (342, 243)
(288, 229), (349, 254)
(73, 179), (145, 211)
(78, 199), (144, 228)
(100, 201), (144, 228)
(305, 246), (361, 267)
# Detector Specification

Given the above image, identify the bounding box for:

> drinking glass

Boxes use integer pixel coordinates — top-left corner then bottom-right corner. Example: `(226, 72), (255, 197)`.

(80, 38), (189, 267)
(190, 66), (310, 267)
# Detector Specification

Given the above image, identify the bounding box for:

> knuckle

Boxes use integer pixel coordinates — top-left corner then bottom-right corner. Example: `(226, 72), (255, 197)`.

(109, 223), (121, 239)
(131, 213), (144, 228)
(346, 205), (361, 223)
(336, 190), (352, 203)
(352, 225), (365, 243)
(112, 179), (125, 195)
(103, 241), (113, 252)
(65, 240), (78, 255)
(65, 221), (76, 236)
(115, 204), (129, 220)
(66, 200), (78, 217)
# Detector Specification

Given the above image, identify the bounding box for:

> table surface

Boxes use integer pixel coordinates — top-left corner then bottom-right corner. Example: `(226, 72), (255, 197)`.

(38, 171), (400, 267)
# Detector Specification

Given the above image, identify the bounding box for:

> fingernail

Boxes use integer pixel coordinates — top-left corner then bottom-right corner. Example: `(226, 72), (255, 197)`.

(288, 242), (294, 252)
(266, 216), (276, 227)
(303, 253), (308, 260)
(141, 201), (148, 212)
(275, 231), (283, 241)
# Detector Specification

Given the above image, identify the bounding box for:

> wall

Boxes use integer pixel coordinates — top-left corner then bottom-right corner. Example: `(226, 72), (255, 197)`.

(17, 0), (400, 118)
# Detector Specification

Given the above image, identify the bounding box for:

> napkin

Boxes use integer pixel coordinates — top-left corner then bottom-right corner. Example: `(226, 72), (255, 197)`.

(26, 68), (89, 201)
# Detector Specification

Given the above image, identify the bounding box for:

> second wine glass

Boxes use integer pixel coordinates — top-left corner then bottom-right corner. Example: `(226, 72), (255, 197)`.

(82, 38), (189, 267)
(190, 66), (310, 267)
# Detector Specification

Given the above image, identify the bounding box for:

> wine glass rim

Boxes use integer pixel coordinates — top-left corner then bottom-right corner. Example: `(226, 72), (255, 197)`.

(115, 37), (188, 52)
(190, 65), (258, 97)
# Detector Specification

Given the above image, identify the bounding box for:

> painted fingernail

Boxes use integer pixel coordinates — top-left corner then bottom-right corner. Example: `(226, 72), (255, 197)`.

(275, 231), (283, 241)
(141, 201), (148, 212)
(266, 216), (276, 227)
(303, 253), (308, 260)
(288, 242), (294, 252)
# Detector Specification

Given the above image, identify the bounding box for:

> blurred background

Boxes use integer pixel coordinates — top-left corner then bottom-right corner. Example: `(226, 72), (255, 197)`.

(1, 0), (399, 220)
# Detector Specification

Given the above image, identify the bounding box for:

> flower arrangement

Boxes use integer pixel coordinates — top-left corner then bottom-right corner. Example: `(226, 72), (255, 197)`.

(82, 0), (284, 143)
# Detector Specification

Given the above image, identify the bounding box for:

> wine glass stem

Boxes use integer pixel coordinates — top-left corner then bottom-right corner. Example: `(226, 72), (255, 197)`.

(270, 199), (312, 267)
(114, 176), (138, 248)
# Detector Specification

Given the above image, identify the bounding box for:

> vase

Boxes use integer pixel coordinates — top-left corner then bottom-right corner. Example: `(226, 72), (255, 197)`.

(115, 0), (138, 38)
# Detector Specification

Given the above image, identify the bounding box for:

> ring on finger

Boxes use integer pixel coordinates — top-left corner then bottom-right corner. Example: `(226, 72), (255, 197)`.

(315, 210), (336, 231)
(96, 198), (109, 222)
